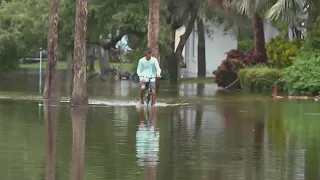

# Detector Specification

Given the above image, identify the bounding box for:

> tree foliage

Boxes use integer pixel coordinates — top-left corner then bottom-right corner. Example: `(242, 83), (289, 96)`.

(266, 36), (301, 68)
(0, 0), (173, 72)
(0, 0), (48, 72)
(281, 24), (320, 95)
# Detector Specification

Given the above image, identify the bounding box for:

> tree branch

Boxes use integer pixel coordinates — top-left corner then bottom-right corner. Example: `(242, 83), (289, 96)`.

(175, 3), (197, 55)
(167, 3), (192, 30)
(101, 29), (126, 49)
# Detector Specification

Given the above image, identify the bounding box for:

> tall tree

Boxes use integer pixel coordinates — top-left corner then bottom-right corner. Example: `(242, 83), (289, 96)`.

(148, 0), (161, 91)
(71, 0), (89, 106)
(196, 17), (206, 77)
(43, 0), (60, 100)
(166, 0), (199, 83)
(148, 0), (161, 60)
(0, 0), (48, 73)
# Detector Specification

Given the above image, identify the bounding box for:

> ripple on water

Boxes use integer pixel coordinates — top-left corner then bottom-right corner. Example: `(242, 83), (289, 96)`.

(60, 99), (189, 107)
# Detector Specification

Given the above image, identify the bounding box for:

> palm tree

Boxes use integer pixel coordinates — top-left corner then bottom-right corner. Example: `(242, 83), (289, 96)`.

(266, 0), (320, 32)
(147, 0), (160, 60)
(43, 0), (60, 100)
(223, 0), (270, 61)
(147, 0), (160, 90)
(209, 0), (270, 62)
(71, 0), (89, 106)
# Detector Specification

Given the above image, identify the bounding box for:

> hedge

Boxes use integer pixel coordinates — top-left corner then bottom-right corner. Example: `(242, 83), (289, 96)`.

(238, 66), (281, 92)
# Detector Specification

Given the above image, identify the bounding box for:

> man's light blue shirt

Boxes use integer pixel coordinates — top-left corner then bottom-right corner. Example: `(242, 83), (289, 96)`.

(136, 57), (161, 82)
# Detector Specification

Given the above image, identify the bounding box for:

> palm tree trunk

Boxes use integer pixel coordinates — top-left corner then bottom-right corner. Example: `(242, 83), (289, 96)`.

(253, 12), (267, 62)
(147, 0), (160, 92)
(43, 0), (59, 100)
(71, 0), (88, 106)
(197, 17), (206, 77)
(147, 0), (160, 60)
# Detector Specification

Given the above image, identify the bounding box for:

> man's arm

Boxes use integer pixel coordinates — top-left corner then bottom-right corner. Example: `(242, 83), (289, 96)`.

(154, 58), (161, 76)
(137, 58), (144, 81)
(136, 59), (142, 77)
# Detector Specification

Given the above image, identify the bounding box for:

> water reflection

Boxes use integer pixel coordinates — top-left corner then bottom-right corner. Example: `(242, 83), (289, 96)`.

(2, 97), (320, 179)
(43, 100), (59, 180)
(71, 107), (87, 180)
(136, 107), (159, 179)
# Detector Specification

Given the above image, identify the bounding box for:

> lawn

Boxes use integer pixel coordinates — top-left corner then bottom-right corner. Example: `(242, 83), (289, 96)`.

(20, 61), (135, 72)
(20, 62), (216, 84)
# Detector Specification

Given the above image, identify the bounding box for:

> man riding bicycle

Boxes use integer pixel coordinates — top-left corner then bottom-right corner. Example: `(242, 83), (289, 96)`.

(136, 47), (161, 105)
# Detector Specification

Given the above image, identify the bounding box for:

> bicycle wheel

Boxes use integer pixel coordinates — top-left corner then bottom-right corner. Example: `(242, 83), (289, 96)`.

(146, 87), (152, 104)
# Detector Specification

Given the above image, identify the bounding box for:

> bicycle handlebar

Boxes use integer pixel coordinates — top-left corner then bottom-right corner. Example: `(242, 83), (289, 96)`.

(138, 76), (161, 79)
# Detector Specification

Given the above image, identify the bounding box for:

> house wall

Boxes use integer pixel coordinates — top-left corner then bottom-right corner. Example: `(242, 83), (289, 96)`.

(176, 21), (238, 77)
(175, 19), (280, 77)
(204, 21), (238, 75)
(264, 20), (279, 42)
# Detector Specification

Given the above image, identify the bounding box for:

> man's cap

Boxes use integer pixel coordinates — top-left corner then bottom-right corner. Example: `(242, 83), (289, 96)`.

(146, 47), (152, 53)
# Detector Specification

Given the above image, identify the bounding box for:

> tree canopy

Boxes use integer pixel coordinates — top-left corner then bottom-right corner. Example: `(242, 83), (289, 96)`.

(0, 0), (173, 72)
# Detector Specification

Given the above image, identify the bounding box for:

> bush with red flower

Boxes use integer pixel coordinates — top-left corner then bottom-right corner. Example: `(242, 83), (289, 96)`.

(213, 49), (264, 89)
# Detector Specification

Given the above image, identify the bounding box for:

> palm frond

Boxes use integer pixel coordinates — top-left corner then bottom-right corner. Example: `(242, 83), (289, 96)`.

(266, 0), (306, 24)
(222, 0), (259, 15)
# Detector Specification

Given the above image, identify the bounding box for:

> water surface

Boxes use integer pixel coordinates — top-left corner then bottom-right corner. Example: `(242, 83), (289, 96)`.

(0, 70), (319, 180)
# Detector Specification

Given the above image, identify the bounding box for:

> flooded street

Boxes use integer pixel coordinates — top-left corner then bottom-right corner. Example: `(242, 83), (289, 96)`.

(0, 70), (320, 180)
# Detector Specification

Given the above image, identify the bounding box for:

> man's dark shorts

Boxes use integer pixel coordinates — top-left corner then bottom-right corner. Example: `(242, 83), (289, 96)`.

(140, 81), (156, 89)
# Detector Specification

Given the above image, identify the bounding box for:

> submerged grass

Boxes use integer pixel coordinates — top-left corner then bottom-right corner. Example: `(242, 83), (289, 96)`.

(180, 77), (215, 84)
(20, 61), (135, 72)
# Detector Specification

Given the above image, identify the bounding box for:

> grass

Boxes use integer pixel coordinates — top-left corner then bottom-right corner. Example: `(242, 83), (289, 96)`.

(20, 62), (216, 84)
(20, 61), (135, 72)
(180, 77), (215, 84)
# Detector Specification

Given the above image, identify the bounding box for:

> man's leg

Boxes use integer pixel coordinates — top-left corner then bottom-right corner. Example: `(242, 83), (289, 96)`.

(150, 82), (157, 105)
(140, 82), (146, 104)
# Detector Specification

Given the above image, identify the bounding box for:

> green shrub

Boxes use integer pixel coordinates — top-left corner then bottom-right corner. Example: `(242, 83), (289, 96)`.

(281, 25), (320, 96)
(238, 66), (281, 92)
(238, 39), (253, 52)
(266, 36), (301, 68)
(281, 52), (320, 96)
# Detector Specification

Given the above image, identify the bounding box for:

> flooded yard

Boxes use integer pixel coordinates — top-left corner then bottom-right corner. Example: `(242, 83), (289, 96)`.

(0, 70), (319, 180)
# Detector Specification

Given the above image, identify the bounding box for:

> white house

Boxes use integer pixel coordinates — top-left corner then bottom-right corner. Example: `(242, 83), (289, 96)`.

(175, 19), (280, 77)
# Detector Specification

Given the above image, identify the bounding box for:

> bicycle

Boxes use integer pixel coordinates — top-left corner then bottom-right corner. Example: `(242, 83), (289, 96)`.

(139, 76), (158, 105)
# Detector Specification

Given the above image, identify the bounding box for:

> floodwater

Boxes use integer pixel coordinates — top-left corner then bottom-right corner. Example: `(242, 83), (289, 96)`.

(0, 69), (320, 180)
